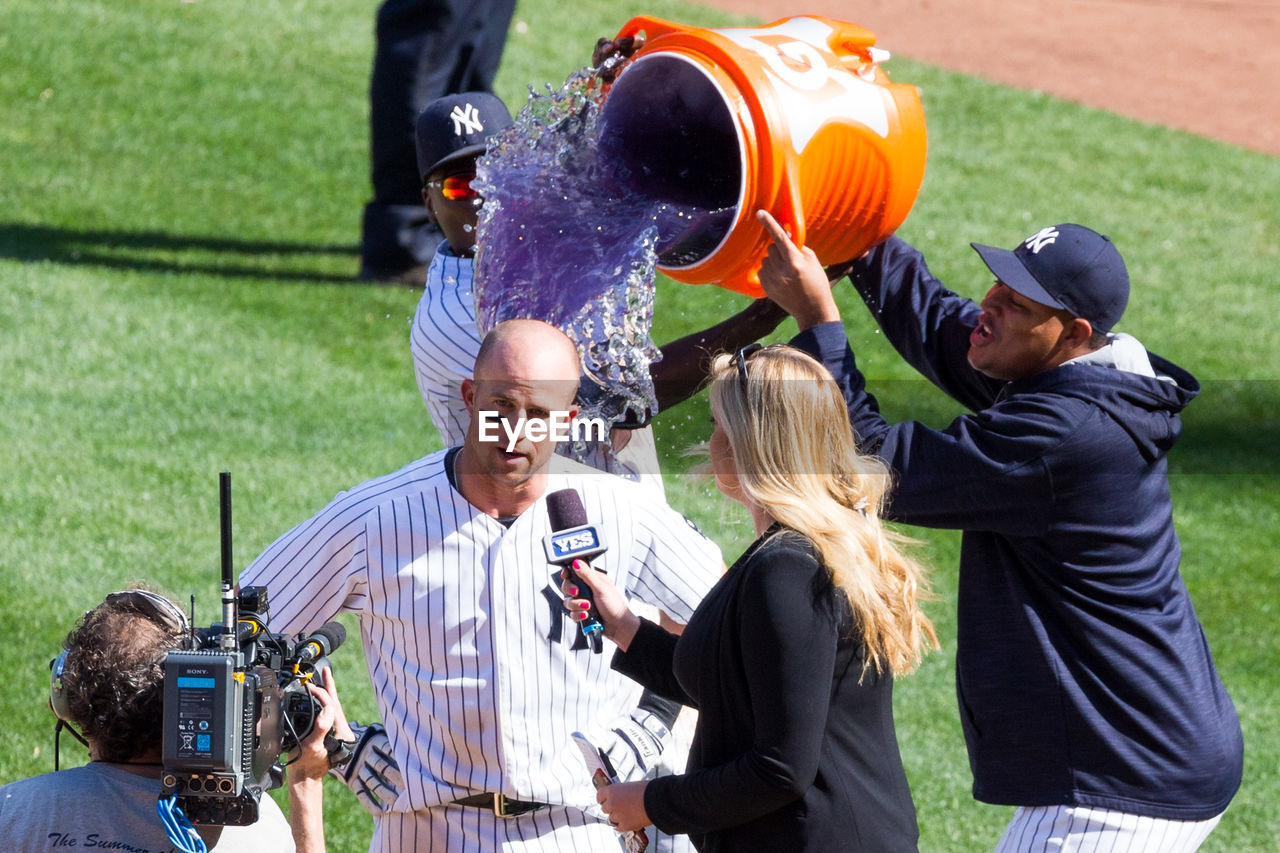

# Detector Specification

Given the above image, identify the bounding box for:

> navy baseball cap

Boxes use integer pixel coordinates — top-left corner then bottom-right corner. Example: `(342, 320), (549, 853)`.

(415, 92), (514, 182)
(971, 224), (1130, 332)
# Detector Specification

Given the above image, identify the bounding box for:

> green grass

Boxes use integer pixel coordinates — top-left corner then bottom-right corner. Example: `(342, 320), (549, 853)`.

(2, 0), (1276, 850)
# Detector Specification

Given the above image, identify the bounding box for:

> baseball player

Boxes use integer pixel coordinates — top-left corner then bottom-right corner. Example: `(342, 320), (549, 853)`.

(410, 91), (791, 497)
(241, 319), (724, 852)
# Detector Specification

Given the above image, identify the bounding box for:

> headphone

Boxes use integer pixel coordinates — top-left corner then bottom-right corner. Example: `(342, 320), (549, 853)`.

(48, 589), (190, 725)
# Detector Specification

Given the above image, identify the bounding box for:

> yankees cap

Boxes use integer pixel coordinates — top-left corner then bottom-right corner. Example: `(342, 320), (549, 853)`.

(971, 223), (1130, 332)
(415, 92), (514, 182)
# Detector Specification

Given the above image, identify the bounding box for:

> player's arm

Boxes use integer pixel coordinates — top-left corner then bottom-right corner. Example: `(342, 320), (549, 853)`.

(841, 234), (1004, 411)
(650, 298), (789, 413)
(239, 491), (371, 635)
(657, 609), (685, 636)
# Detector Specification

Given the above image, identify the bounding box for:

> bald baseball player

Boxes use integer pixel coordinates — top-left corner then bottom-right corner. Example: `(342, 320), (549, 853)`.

(409, 91), (790, 497)
(241, 319), (723, 852)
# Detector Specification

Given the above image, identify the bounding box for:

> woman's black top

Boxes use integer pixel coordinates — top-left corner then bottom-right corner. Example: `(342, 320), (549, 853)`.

(612, 527), (919, 852)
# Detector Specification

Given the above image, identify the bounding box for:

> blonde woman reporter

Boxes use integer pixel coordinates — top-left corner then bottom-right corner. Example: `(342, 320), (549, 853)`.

(562, 344), (936, 852)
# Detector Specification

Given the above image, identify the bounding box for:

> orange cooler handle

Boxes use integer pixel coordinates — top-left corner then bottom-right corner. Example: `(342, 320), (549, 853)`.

(614, 15), (687, 42)
(823, 19), (878, 55)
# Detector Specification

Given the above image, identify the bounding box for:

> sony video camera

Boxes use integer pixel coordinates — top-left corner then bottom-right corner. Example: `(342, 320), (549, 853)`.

(159, 473), (346, 826)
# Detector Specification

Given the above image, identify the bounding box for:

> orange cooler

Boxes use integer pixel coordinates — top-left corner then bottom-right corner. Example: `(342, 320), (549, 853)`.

(599, 15), (928, 297)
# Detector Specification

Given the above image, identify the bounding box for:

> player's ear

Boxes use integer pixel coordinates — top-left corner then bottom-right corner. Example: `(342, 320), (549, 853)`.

(461, 378), (477, 414)
(1062, 316), (1094, 349)
(422, 188), (438, 224)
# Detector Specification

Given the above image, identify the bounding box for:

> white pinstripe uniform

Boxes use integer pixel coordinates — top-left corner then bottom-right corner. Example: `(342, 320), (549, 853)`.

(994, 805), (1225, 853)
(410, 245), (666, 496)
(240, 451), (721, 852)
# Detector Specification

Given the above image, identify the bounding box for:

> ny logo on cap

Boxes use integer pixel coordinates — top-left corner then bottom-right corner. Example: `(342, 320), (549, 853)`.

(1024, 227), (1060, 254)
(450, 103), (484, 136)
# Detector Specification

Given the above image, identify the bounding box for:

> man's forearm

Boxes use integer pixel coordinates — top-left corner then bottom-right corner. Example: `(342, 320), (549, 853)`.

(651, 298), (788, 412)
(289, 777), (326, 853)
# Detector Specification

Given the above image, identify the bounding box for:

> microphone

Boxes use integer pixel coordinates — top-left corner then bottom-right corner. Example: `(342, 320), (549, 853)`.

(293, 622), (347, 667)
(544, 488), (608, 653)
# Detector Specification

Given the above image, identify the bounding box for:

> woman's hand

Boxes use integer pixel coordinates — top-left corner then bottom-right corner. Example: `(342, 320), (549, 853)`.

(560, 560), (641, 651)
(597, 780), (651, 833)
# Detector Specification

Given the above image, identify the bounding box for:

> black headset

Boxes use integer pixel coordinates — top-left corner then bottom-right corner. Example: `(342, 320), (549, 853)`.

(48, 589), (190, 763)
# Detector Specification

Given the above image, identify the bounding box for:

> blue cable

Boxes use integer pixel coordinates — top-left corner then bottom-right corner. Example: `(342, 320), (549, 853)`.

(156, 795), (208, 853)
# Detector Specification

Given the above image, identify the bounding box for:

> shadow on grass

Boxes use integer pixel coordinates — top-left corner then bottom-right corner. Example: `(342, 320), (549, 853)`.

(1173, 381), (1280, 476)
(0, 222), (362, 284)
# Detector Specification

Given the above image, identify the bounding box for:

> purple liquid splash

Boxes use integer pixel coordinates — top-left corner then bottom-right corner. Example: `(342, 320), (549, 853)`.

(472, 61), (736, 460)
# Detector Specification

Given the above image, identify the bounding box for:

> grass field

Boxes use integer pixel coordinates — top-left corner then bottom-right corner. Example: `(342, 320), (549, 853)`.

(2, 1), (1276, 850)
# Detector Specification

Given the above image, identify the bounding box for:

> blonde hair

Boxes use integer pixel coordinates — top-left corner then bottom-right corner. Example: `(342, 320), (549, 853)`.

(709, 345), (937, 677)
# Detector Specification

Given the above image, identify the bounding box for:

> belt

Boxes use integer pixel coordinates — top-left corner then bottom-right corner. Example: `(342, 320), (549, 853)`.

(452, 792), (549, 818)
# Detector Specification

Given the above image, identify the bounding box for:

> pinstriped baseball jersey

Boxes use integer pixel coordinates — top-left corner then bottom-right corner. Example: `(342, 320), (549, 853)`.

(409, 245), (665, 495)
(240, 450), (720, 818)
(411, 247), (479, 447)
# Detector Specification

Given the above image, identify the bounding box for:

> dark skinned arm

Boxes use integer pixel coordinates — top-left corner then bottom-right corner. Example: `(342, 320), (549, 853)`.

(650, 298), (789, 412)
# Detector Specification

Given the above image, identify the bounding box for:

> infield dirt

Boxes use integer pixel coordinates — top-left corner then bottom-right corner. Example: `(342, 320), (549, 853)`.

(696, 0), (1280, 156)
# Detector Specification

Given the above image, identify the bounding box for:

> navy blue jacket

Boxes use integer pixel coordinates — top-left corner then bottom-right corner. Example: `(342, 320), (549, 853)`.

(792, 236), (1242, 820)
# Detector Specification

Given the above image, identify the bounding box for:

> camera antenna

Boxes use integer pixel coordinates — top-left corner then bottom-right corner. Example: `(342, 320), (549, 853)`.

(219, 472), (237, 652)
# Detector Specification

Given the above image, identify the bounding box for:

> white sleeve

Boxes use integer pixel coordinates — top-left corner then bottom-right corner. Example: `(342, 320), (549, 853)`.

(239, 491), (371, 636)
(409, 255), (481, 447)
(624, 499), (722, 624)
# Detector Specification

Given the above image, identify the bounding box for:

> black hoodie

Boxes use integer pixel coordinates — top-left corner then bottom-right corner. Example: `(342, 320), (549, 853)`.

(794, 236), (1242, 821)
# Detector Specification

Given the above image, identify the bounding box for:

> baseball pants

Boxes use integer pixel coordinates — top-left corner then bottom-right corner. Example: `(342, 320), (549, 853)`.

(994, 804), (1224, 853)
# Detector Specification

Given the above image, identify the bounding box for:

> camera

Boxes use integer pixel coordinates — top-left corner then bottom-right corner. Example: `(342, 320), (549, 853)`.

(158, 473), (346, 826)
(160, 587), (345, 825)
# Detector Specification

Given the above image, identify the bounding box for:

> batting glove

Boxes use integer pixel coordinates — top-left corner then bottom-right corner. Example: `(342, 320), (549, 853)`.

(595, 708), (674, 784)
(328, 721), (403, 815)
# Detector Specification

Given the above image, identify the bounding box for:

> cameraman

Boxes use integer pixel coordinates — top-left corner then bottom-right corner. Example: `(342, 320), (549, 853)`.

(0, 589), (351, 853)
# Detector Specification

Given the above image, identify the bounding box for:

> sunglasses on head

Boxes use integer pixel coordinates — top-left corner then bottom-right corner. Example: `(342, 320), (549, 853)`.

(732, 343), (766, 386)
(425, 172), (479, 201)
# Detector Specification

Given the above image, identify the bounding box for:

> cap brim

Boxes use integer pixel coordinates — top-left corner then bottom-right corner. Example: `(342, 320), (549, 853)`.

(424, 143), (487, 181)
(970, 242), (1067, 311)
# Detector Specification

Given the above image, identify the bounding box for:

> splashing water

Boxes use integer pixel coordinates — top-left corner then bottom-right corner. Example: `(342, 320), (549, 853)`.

(472, 68), (661, 436)
(472, 61), (735, 467)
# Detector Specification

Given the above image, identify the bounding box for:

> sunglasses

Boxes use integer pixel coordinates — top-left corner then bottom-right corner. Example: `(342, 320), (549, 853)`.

(425, 172), (479, 201)
(732, 343), (765, 386)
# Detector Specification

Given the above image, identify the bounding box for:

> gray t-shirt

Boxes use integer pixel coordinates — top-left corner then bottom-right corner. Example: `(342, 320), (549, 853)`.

(0, 762), (295, 852)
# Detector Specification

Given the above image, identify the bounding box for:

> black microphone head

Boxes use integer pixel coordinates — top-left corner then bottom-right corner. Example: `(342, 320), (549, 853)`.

(312, 621), (346, 654)
(546, 488), (588, 532)
(297, 622), (347, 665)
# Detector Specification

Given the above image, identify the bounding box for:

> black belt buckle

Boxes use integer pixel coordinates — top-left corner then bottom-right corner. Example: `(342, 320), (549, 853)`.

(492, 792), (512, 818)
